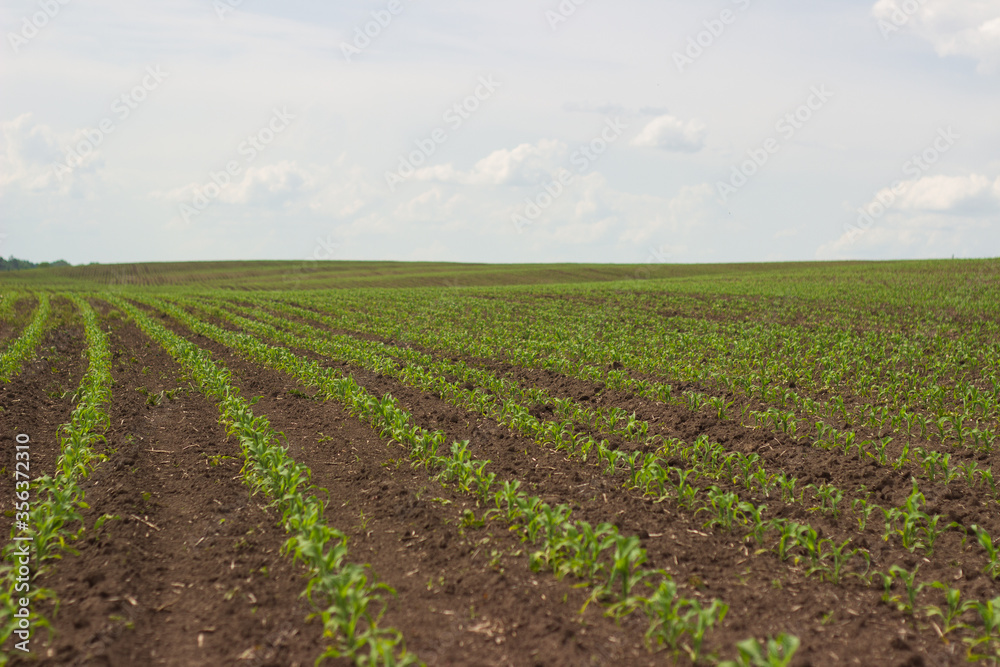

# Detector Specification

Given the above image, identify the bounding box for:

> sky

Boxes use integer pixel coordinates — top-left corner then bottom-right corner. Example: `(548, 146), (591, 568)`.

(1, 0), (999, 266)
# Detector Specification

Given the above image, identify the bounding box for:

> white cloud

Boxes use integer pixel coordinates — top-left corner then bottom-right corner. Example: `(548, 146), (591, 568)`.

(859, 173), (1000, 215)
(630, 115), (706, 153)
(394, 186), (461, 222)
(562, 102), (670, 116)
(0, 114), (88, 194)
(872, 0), (1000, 72)
(413, 139), (566, 186)
(3, 1), (999, 264)
(500, 170), (722, 258)
(817, 210), (992, 259)
(219, 160), (316, 205)
(895, 173), (998, 211)
(150, 159), (376, 225)
(818, 171), (1000, 259)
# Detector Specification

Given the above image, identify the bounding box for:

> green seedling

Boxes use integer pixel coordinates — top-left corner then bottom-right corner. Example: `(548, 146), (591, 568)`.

(852, 497), (881, 532)
(718, 633), (801, 667)
(965, 597), (1000, 660)
(888, 564), (925, 615)
(972, 525), (1000, 579)
(924, 583), (974, 635)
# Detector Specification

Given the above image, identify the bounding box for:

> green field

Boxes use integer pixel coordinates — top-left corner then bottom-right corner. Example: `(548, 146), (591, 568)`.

(1, 257), (999, 665)
(0, 257), (945, 290)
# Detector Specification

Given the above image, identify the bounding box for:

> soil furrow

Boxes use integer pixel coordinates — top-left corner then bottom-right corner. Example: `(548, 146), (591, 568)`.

(20, 314), (325, 666)
(148, 302), (667, 665)
(239, 300), (997, 590)
(167, 300), (953, 666)
(0, 298), (87, 536)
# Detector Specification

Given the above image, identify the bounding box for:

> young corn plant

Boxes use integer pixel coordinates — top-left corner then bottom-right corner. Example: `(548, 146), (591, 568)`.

(892, 443), (912, 472)
(871, 436), (893, 465)
(643, 579), (688, 651)
(793, 526), (823, 570)
(493, 480), (523, 522)
(773, 520), (807, 562)
(965, 597), (1000, 661)
(775, 474), (798, 503)
(670, 467), (701, 510)
(888, 564), (926, 615)
(880, 507), (904, 543)
(601, 535), (657, 619)
(819, 539), (869, 586)
(806, 484), (844, 519)
(740, 502), (769, 546)
(682, 599), (729, 664)
(852, 497), (881, 532)
(917, 514), (956, 557)
(972, 525), (1000, 580)
(709, 396), (734, 420)
(924, 583), (974, 636)
(698, 486), (742, 531)
(719, 634), (801, 667)
(553, 521), (616, 581)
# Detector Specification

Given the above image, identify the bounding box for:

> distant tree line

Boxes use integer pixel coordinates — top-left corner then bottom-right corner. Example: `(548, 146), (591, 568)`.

(0, 256), (70, 271)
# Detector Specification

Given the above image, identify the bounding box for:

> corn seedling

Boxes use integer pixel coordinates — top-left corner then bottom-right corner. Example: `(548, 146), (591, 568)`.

(972, 525), (1000, 579)
(924, 582), (974, 636)
(888, 564), (925, 615)
(965, 596), (1000, 660)
(698, 486), (742, 530)
(719, 633), (801, 667)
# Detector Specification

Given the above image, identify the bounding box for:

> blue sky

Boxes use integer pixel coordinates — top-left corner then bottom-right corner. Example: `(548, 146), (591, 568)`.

(2, 0), (998, 265)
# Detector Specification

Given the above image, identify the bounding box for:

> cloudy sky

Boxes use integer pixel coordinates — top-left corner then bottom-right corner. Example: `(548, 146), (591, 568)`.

(1, 0), (999, 265)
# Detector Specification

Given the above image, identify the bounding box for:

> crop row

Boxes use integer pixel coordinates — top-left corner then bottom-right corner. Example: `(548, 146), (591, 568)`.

(262, 291), (998, 513)
(273, 289), (999, 450)
(0, 296), (108, 664)
(106, 296), (417, 666)
(215, 295), (995, 572)
(349, 290), (993, 453)
(202, 293), (1000, 660)
(0, 295), (50, 382)
(148, 294), (807, 664)
(0, 293), (20, 324)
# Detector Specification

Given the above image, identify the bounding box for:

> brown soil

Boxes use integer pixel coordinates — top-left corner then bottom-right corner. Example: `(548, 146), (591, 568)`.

(157, 299), (963, 666)
(0, 298), (87, 536)
(144, 301), (666, 666)
(0, 295), (39, 345)
(246, 298), (1000, 593)
(13, 314), (326, 666)
(5, 294), (987, 667)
